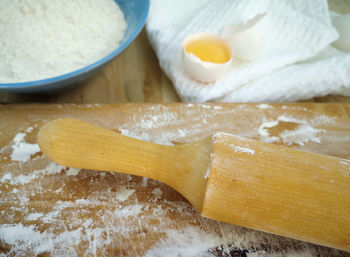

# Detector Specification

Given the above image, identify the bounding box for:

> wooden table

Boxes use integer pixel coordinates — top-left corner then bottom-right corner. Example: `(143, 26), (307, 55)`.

(1, 103), (350, 256)
(1, 2), (350, 255)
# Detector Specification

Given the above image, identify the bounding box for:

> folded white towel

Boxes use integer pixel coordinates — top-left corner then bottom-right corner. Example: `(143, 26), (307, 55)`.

(146, 0), (350, 102)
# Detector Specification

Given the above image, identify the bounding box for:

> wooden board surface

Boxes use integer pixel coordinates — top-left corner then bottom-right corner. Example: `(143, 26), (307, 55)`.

(1, 103), (350, 256)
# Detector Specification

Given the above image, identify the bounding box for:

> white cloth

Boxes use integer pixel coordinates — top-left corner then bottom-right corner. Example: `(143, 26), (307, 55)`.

(146, 0), (350, 102)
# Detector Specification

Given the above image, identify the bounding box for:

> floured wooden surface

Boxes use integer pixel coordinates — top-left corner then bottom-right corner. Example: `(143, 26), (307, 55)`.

(0, 103), (350, 257)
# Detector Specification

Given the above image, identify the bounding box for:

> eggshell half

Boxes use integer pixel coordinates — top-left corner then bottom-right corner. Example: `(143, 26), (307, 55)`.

(221, 13), (267, 61)
(332, 14), (350, 52)
(182, 33), (232, 83)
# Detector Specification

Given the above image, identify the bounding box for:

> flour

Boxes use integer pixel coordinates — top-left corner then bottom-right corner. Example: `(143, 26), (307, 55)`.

(257, 104), (274, 110)
(0, 223), (83, 256)
(11, 133), (40, 162)
(230, 144), (255, 155)
(114, 204), (144, 218)
(145, 227), (234, 257)
(115, 188), (136, 202)
(0, 0), (127, 83)
(204, 168), (210, 179)
(310, 114), (336, 126)
(279, 124), (323, 146)
(118, 105), (233, 145)
(25, 213), (44, 221)
(258, 115), (329, 146)
(4, 162), (78, 185)
(258, 121), (280, 143)
(339, 160), (350, 166)
(66, 167), (81, 176)
(0, 224), (54, 255)
(0, 173), (12, 183)
(0, 104), (348, 257)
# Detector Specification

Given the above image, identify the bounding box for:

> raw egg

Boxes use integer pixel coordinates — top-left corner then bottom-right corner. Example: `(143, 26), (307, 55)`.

(182, 33), (232, 83)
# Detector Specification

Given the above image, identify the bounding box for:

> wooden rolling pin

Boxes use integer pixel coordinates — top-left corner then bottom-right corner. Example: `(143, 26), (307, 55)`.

(38, 118), (350, 251)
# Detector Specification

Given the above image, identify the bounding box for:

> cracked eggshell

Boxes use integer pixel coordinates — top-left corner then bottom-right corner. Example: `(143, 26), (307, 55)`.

(221, 13), (267, 61)
(332, 14), (350, 52)
(182, 33), (232, 83)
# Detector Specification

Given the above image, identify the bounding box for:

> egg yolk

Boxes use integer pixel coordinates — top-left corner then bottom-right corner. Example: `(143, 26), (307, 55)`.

(185, 39), (231, 64)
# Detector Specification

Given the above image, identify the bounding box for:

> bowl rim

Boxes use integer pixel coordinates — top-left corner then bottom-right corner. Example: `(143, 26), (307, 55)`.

(0, 0), (150, 90)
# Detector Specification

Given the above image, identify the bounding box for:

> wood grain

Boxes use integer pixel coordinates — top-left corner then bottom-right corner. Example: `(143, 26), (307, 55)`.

(38, 118), (211, 212)
(203, 133), (350, 252)
(1, 103), (350, 256)
(38, 118), (350, 251)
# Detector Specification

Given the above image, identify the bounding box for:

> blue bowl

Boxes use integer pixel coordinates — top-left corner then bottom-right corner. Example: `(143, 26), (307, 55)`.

(0, 0), (150, 94)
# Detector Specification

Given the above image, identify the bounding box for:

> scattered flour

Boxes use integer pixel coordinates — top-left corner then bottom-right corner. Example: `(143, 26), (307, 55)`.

(115, 188), (136, 202)
(0, 172), (12, 183)
(0, 0), (127, 83)
(145, 227), (234, 257)
(25, 213), (44, 221)
(204, 168), (210, 179)
(0, 104), (348, 257)
(117, 105), (242, 145)
(1, 162), (78, 185)
(0, 223), (54, 255)
(258, 115), (328, 145)
(0, 223), (83, 256)
(257, 104), (274, 109)
(114, 204), (144, 218)
(66, 167), (81, 176)
(339, 160), (350, 166)
(258, 120), (280, 143)
(152, 188), (163, 197)
(310, 114), (336, 126)
(10, 133), (40, 162)
(230, 144), (255, 155)
(279, 124), (323, 145)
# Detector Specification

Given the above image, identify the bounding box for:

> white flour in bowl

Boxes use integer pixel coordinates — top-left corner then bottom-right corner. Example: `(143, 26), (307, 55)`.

(0, 0), (127, 83)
